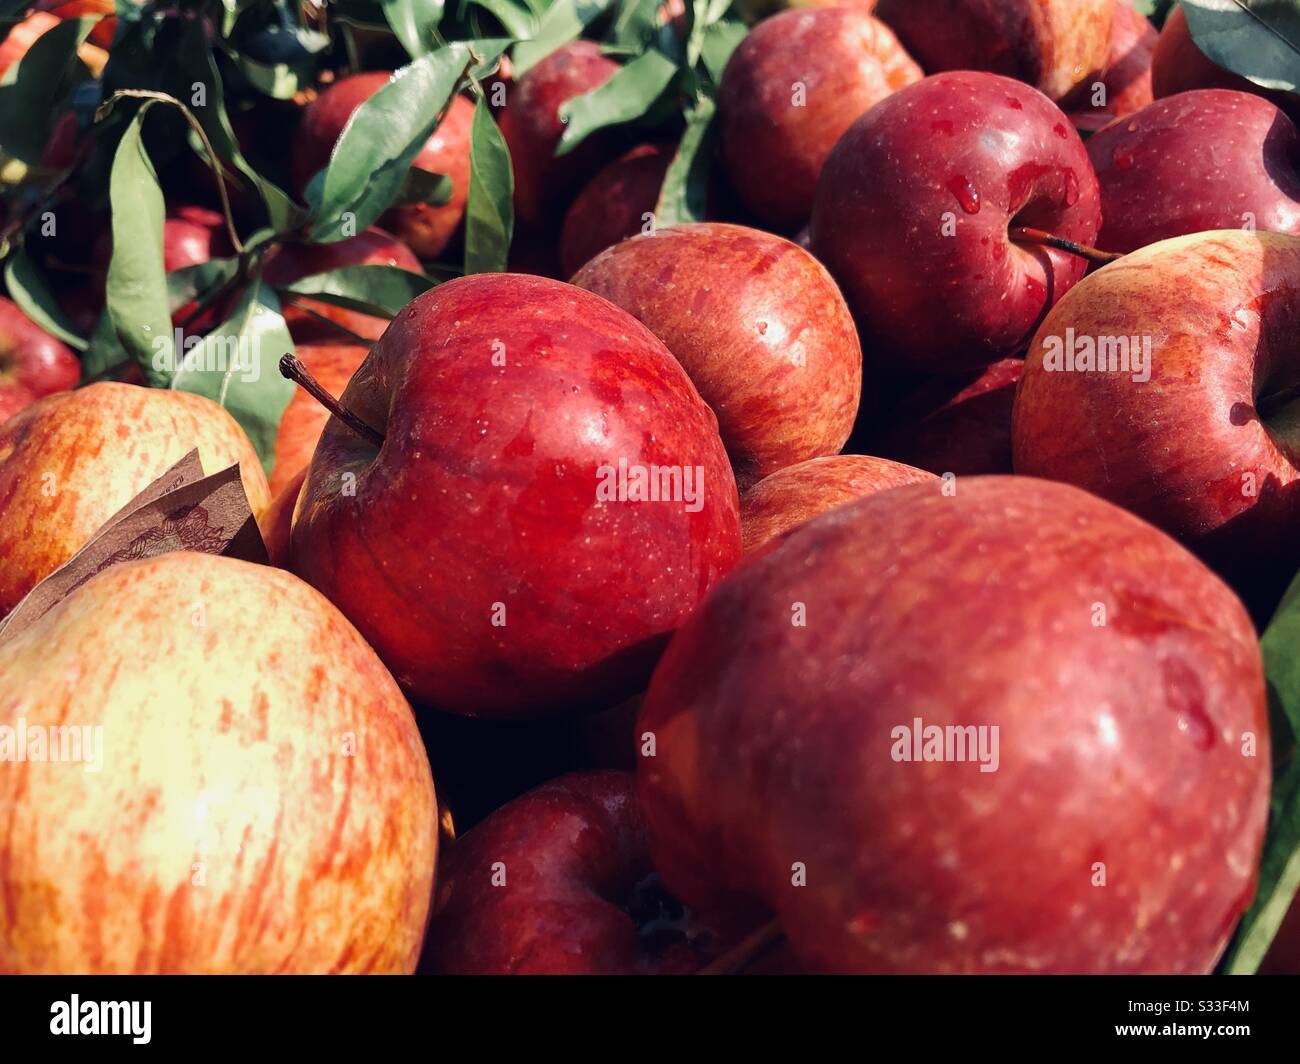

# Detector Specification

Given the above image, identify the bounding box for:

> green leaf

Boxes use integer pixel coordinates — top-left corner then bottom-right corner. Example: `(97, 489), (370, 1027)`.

(4, 252), (88, 351)
(556, 47), (679, 157)
(105, 101), (174, 388)
(464, 94), (514, 274)
(183, 34), (302, 234)
(395, 167), (454, 207)
(311, 44), (473, 243)
(230, 53), (313, 100)
(700, 18), (746, 86)
(609, 0), (664, 48)
(383, 0), (446, 59)
(0, 16), (96, 165)
(275, 264), (442, 318)
(170, 276), (296, 475)
(1263, 568), (1300, 739)
(470, 0), (538, 39)
(1183, 0), (1300, 94)
(655, 93), (716, 226)
(513, 0), (615, 75)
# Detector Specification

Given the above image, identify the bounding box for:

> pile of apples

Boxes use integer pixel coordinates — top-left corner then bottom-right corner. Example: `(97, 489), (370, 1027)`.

(2, 0), (1299, 975)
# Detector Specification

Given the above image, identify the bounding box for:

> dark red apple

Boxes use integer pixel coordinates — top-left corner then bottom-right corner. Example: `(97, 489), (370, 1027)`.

(293, 73), (474, 260)
(1086, 90), (1300, 255)
(717, 8), (922, 231)
(258, 466), (306, 570)
(1150, 5), (1263, 100)
(880, 358), (1024, 476)
(1065, 2), (1157, 131)
(740, 453), (936, 554)
(262, 226), (421, 341)
(0, 296), (80, 425)
(291, 272), (741, 718)
(572, 222), (862, 487)
(811, 71), (1101, 374)
(498, 41), (621, 230)
(421, 771), (741, 974)
(559, 143), (674, 278)
(1012, 229), (1300, 615)
(638, 475), (1269, 973)
(163, 204), (234, 272)
(874, 0), (1114, 102)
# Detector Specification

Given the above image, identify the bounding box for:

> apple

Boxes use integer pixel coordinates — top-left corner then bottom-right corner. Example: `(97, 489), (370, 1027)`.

(874, 0), (1114, 102)
(638, 475), (1269, 973)
(1065, 2), (1157, 131)
(811, 71), (1102, 375)
(1086, 90), (1300, 255)
(1012, 230), (1300, 615)
(572, 222), (862, 487)
(0, 382), (270, 616)
(163, 204), (235, 272)
(559, 143), (674, 279)
(1150, 4), (1264, 100)
(421, 771), (743, 974)
(292, 73), (474, 260)
(34, 0), (118, 49)
(497, 41), (622, 230)
(879, 358), (1024, 477)
(259, 466), (306, 569)
(268, 336), (368, 496)
(290, 272), (740, 718)
(262, 226), (421, 342)
(732, 0), (876, 25)
(0, 296), (79, 426)
(740, 453), (937, 554)
(718, 7), (922, 231)
(0, 550), (438, 973)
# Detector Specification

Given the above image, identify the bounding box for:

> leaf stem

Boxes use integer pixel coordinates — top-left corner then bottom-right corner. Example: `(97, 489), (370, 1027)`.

(95, 89), (245, 256)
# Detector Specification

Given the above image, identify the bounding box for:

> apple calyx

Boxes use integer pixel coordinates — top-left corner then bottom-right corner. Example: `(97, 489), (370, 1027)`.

(696, 918), (784, 976)
(278, 353), (384, 448)
(1009, 227), (1123, 266)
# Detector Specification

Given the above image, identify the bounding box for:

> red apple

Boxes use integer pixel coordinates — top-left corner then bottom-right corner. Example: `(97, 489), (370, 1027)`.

(879, 358), (1024, 476)
(292, 73), (474, 261)
(740, 453), (937, 554)
(0, 382), (270, 616)
(259, 466), (306, 570)
(290, 272), (741, 718)
(1012, 229), (1300, 614)
(1086, 90), (1300, 255)
(572, 222), (862, 487)
(638, 475), (1269, 973)
(718, 8), (922, 231)
(812, 71), (1101, 375)
(421, 771), (740, 974)
(262, 226), (421, 342)
(1150, 4), (1263, 100)
(0, 296), (79, 425)
(1065, 3), (1157, 131)
(498, 41), (621, 230)
(163, 204), (234, 272)
(0, 551), (438, 973)
(268, 337), (368, 496)
(559, 143), (674, 278)
(874, 0), (1114, 102)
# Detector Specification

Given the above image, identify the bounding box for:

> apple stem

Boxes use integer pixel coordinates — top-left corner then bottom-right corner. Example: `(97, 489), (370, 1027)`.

(696, 919), (785, 976)
(1009, 227), (1123, 265)
(278, 354), (386, 449)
